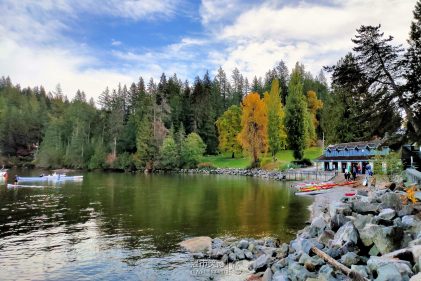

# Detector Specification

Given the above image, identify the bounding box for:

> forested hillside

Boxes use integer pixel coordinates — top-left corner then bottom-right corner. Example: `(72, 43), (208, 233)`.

(0, 1), (420, 170)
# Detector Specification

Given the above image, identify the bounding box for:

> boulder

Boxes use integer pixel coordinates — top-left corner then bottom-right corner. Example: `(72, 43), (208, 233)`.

(340, 252), (360, 267)
(318, 264), (336, 281)
(233, 247), (245, 260)
(298, 253), (311, 265)
(353, 214), (375, 232)
(379, 192), (402, 210)
(275, 243), (289, 258)
(261, 268), (273, 281)
(250, 254), (270, 272)
(244, 250), (253, 260)
(272, 270), (288, 281)
(287, 262), (315, 281)
(377, 208), (396, 220)
(309, 216), (327, 237)
(367, 256), (413, 279)
(238, 239), (249, 250)
(330, 213), (350, 231)
(352, 201), (380, 214)
(375, 263), (404, 281)
(179, 236), (212, 253)
(331, 222), (359, 247)
(373, 226), (404, 254)
(228, 252), (237, 262)
(350, 265), (369, 278)
(318, 230), (335, 246)
(369, 245), (380, 256)
(360, 223), (381, 247)
(398, 205), (414, 217)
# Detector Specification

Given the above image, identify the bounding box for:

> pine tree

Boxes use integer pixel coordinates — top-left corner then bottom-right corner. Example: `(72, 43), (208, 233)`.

(405, 0), (421, 140)
(285, 68), (308, 160)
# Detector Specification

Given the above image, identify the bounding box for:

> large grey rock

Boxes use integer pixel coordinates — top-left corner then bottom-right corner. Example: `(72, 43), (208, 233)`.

(360, 224), (381, 247)
(398, 205), (414, 217)
(331, 221), (359, 247)
(287, 262), (315, 281)
(331, 213), (350, 231)
(228, 252), (237, 262)
(233, 247), (245, 260)
(309, 216), (327, 237)
(275, 243), (289, 258)
(318, 264), (336, 281)
(379, 192), (402, 210)
(410, 273), (421, 281)
(298, 253), (311, 265)
(302, 238), (323, 255)
(262, 268), (273, 281)
(375, 264), (404, 281)
(402, 215), (416, 228)
(238, 239), (249, 249)
(377, 208), (396, 220)
(353, 214), (375, 232)
(367, 257), (413, 279)
(318, 230), (335, 246)
(244, 250), (253, 260)
(250, 254), (270, 272)
(350, 265), (369, 278)
(352, 201), (380, 214)
(272, 270), (288, 281)
(340, 252), (360, 267)
(373, 226), (404, 254)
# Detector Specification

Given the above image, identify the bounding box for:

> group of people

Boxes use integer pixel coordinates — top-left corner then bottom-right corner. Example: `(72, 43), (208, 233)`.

(344, 163), (373, 181)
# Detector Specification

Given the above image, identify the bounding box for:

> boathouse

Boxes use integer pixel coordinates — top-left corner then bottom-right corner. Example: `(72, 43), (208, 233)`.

(315, 140), (390, 173)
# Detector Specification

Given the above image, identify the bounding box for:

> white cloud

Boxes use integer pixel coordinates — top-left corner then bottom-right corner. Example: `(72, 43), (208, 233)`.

(204, 0), (416, 80)
(0, 0), (181, 100)
(111, 39), (122, 46)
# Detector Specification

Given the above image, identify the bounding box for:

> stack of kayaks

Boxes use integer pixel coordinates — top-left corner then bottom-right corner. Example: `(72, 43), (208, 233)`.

(294, 181), (356, 196)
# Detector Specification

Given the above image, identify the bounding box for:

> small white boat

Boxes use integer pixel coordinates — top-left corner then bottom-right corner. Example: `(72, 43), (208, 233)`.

(16, 174), (83, 182)
(7, 184), (50, 188)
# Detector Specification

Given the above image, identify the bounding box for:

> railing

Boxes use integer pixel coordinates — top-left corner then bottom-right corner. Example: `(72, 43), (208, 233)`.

(406, 168), (421, 186)
(284, 170), (337, 181)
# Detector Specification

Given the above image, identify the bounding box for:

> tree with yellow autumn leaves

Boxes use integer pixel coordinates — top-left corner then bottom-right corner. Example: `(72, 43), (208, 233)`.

(237, 93), (268, 167)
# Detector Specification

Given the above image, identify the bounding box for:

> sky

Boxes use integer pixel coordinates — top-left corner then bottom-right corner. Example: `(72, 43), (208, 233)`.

(0, 0), (417, 100)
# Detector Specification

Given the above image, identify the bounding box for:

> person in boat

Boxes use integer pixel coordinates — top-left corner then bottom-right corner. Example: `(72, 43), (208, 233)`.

(13, 175), (18, 185)
(3, 172), (8, 183)
(39, 173), (44, 177)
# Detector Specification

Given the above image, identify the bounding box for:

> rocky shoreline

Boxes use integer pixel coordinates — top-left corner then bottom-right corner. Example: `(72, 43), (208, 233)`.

(181, 184), (421, 280)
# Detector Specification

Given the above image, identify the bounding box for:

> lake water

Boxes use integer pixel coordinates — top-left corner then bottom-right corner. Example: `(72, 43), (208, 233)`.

(0, 171), (312, 280)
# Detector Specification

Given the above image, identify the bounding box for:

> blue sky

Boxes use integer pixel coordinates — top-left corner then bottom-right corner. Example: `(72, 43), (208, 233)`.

(0, 0), (417, 100)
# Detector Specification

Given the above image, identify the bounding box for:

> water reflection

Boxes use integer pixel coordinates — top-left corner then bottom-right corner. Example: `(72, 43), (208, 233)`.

(0, 172), (311, 280)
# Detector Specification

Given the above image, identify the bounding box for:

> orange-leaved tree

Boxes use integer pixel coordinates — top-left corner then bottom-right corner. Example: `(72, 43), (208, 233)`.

(237, 92), (268, 167)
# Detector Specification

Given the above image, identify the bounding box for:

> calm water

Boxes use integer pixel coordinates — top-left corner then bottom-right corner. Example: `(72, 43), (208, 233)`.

(0, 171), (312, 280)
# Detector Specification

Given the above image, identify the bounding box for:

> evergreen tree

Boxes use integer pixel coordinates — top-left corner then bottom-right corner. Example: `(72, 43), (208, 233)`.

(404, 0), (421, 140)
(285, 68), (308, 160)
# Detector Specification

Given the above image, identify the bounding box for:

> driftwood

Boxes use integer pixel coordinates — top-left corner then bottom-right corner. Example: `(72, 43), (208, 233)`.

(311, 246), (369, 281)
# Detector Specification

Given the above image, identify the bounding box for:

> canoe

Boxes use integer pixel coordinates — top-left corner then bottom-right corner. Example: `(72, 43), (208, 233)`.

(295, 189), (332, 196)
(7, 184), (50, 188)
(17, 175), (83, 182)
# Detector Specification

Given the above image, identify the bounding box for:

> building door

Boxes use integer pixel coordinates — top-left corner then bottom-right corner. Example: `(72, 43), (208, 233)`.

(341, 162), (347, 173)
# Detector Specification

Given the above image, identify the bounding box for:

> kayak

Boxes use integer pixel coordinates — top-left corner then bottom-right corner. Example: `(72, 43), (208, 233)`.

(295, 189), (332, 196)
(16, 175), (83, 182)
(7, 184), (50, 188)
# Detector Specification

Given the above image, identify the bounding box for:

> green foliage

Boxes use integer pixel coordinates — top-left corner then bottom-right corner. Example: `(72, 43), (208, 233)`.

(159, 136), (180, 169)
(373, 152), (403, 180)
(285, 67), (309, 160)
(181, 133), (206, 168)
(215, 105), (242, 158)
(264, 79), (287, 158)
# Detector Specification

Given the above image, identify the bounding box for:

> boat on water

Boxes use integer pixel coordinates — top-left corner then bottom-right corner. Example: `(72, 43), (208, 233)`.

(295, 189), (332, 196)
(7, 184), (50, 188)
(16, 174), (83, 182)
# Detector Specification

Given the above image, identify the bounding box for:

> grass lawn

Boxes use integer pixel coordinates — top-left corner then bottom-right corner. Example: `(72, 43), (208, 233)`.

(202, 147), (323, 170)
